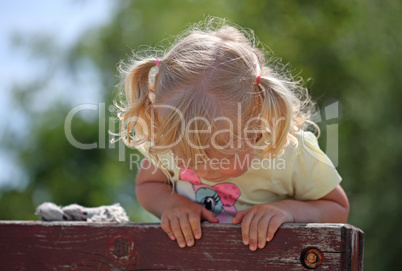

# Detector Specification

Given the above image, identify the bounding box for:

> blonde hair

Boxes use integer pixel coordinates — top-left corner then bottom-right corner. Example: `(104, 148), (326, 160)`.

(115, 18), (318, 167)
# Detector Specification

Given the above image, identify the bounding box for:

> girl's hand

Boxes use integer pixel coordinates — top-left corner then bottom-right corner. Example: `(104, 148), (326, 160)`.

(232, 202), (294, 251)
(161, 201), (219, 248)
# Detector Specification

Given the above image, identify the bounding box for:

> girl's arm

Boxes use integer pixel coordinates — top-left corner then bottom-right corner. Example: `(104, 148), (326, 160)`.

(136, 158), (218, 248)
(232, 185), (349, 251)
(281, 184), (349, 223)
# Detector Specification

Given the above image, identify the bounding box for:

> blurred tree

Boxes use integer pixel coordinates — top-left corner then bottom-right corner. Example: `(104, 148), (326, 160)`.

(1, 0), (401, 270)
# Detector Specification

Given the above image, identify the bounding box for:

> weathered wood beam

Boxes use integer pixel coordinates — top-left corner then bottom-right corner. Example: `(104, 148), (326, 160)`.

(0, 222), (363, 270)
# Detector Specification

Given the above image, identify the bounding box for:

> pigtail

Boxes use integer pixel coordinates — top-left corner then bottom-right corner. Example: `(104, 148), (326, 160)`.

(257, 76), (297, 157)
(119, 58), (157, 146)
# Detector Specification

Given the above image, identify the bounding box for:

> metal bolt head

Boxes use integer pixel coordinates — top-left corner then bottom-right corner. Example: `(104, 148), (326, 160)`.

(306, 252), (317, 263)
(302, 248), (322, 269)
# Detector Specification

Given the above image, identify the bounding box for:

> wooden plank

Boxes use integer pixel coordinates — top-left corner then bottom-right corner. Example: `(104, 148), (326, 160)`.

(0, 222), (363, 270)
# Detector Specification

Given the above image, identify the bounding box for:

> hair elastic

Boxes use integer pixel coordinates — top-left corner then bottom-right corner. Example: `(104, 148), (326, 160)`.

(155, 58), (161, 67)
(256, 75), (261, 84)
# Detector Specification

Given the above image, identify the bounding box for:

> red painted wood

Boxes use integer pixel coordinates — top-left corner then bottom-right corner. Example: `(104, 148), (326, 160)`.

(0, 222), (363, 270)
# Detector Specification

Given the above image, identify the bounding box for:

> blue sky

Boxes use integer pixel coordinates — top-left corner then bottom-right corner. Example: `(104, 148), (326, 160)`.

(0, 0), (115, 188)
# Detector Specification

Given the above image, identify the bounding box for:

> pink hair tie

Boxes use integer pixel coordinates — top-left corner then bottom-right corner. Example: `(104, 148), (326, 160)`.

(155, 58), (161, 67)
(256, 75), (261, 84)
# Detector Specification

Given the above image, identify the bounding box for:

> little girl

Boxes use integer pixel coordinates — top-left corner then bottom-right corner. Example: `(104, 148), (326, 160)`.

(116, 19), (349, 251)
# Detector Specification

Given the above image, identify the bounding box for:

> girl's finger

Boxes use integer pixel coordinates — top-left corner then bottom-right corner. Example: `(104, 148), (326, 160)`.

(257, 215), (271, 249)
(201, 208), (219, 223)
(248, 214), (263, 251)
(267, 215), (284, 242)
(170, 217), (186, 248)
(189, 212), (202, 240)
(161, 216), (175, 240)
(232, 210), (247, 224)
(179, 215), (195, 247)
(240, 211), (255, 246)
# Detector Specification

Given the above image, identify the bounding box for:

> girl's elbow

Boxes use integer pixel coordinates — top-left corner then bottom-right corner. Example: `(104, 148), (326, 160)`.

(341, 200), (350, 223)
(322, 185), (350, 223)
(334, 198), (349, 223)
(323, 202), (349, 223)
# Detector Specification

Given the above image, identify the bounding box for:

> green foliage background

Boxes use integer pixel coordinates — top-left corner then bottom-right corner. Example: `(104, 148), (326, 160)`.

(1, 1), (401, 270)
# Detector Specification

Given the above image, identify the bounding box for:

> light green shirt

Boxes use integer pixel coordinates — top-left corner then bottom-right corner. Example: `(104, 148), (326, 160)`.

(136, 131), (342, 223)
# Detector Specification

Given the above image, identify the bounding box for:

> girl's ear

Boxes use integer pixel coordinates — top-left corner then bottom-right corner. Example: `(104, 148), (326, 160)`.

(257, 76), (295, 156)
(254, 133), (262, 143)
